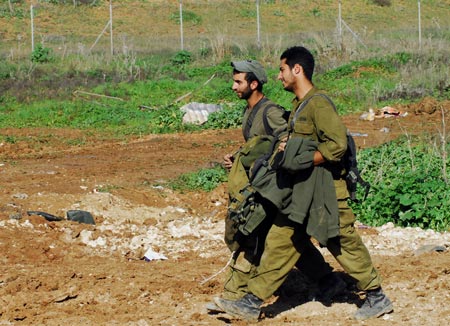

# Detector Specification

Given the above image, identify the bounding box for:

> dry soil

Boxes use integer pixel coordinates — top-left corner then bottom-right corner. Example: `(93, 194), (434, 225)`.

(1, 98), (449, 326)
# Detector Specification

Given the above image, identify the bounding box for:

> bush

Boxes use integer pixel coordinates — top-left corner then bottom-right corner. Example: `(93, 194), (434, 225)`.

(171, 50), (192, 66)
(31, 44), (53, 63)
(204, 105), (243, 130)
(352, 136), (450, 231)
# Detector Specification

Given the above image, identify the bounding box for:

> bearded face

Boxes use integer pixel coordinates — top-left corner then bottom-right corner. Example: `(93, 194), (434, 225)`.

(232, 72), (255, 100)
(239, 85), (253, 100)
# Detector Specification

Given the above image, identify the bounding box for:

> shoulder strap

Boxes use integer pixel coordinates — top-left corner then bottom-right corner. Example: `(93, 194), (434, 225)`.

(262, 104), (273, 136)
(243, 97), (269, 141)
(290, 93), (336, 130)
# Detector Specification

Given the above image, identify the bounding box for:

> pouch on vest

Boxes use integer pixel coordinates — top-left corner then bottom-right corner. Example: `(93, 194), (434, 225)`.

(239, 135), (273, 169)
(228, 185), (267, 236)
(224, 135), (276, 251)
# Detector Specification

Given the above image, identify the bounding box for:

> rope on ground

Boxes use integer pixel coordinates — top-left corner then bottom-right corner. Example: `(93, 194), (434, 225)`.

(199, 250), (234, 285)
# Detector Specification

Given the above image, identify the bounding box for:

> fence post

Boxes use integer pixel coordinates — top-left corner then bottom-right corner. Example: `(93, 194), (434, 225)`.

(418, 0), (422, 50)
(256, 0), (261, 49)
(179, 0), (184, 51)
(109, 0), (114, 56)
(338, 0), (342, 50)
(30, 4), (34, 52)
(8, 0), (14, 14)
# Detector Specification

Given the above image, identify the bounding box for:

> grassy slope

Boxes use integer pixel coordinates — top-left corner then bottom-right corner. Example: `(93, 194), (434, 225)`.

(1, 0), (449, 56)
(0, 1), (448, 134)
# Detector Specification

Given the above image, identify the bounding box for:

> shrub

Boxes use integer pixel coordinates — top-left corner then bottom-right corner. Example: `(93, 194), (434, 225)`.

(171, 50), (192, 66)
(31, 44), (53, 63)
(204, 105), (243, 130)
(352, 136), (450, 231)
(311, 7), (321, 17)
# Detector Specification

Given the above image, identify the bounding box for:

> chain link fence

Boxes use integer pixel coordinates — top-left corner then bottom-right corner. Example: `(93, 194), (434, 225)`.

(1, 0), (449, 62)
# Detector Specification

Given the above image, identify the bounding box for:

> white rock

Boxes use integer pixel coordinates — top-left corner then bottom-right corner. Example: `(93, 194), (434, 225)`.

(180, 102), (222, 125)
(144, 248), (168, 261)
(80, 230), (93, 244)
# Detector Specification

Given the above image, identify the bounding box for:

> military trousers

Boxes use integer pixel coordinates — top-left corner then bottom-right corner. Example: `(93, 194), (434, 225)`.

(224, 219), (333, 300)
(223, 215), (272, 300)
(248, 180), (381, 300)
(326, 180), (381, 291)
(247, 216), (333, 300)
(223, 249), (259, 300)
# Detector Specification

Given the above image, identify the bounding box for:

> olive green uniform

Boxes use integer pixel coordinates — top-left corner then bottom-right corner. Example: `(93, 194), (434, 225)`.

(241, 97), (286, 141)
(223, 96), (333, 300)
(247, 87), (381, 300)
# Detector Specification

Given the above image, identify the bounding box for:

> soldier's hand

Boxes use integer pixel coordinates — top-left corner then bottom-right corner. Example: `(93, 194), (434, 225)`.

(278, 137), (288, 152)
(223, 154), (234, 170)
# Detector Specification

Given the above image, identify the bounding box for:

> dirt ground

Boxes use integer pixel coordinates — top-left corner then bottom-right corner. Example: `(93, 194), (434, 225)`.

(1, 98), (449, 326)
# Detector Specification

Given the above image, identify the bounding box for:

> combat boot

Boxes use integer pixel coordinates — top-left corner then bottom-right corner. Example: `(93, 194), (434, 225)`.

(214, 293), (263, 321)
(354, 287), (393, 320)
(205, 300), (224, 313)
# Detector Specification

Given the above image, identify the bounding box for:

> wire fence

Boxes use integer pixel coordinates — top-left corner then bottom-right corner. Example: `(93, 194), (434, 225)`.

(2, 0), (450, 61)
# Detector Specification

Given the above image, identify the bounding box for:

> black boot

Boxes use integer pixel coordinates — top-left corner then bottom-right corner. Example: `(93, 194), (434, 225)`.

(214, 293), (263, 321)
(354, 287), (393, 320)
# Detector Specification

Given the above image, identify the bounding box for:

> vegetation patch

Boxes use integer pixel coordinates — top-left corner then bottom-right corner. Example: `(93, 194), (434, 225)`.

(31, 44), (54, 63)
(352, 136), (449, 231)
(168, 165), (228, 192)
(170, 9), (202, 25)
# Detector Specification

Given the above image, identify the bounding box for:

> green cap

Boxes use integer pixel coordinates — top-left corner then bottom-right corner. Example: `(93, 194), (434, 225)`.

(231, 60), (268, 84)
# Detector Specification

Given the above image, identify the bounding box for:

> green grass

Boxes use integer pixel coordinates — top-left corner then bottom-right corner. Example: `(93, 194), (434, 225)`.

(168, 165), (228, 192)
(1, 49), (447, 134)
